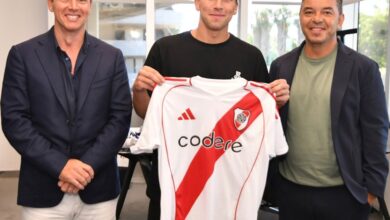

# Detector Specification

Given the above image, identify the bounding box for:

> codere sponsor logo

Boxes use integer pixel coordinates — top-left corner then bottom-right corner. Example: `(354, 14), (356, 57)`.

(177, 131), (243, 153)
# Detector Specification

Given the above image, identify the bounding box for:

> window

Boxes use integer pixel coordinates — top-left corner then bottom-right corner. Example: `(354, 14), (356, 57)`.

(84, 0), (390, 115)
(154, 1), (197, 40)
(358, 0), (389, 83)
(154, 0), (238, 40)
(341, 2), (359, 50)
(88, 1), (147, 87)
(248, 1), (301, 67)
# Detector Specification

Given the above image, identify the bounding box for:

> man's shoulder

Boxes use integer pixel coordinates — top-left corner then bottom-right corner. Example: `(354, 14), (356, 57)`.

(87, 34), (122, 54)
(13, 31), (51, 50)
(154, 32), (190, 46)
(273, 46), (301, 65)
(12, 31), (118, 54)
(339, 44), (376, 64)
(229, 34), (262, 54)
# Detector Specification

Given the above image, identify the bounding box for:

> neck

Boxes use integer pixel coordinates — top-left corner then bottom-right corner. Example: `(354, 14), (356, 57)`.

(304, 38), (338, 59)
(54, 25), (85, 53)
(191, 25), (230, 44)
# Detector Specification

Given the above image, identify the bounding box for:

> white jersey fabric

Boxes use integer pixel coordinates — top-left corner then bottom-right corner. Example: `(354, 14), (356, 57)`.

(132, 76), (288, 220)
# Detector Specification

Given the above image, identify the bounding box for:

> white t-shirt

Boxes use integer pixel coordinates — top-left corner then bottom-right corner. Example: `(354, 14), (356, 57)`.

(132, 76), (288, 220)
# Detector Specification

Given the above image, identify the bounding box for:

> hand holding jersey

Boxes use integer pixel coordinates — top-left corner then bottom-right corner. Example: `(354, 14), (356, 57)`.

(133, 66), (165, 92)
(269, 79), (290, 107)
(133, 66), (165, 118)
(133, 66), (290, 119)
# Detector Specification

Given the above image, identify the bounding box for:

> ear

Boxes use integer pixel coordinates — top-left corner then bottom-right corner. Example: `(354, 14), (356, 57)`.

(337, 13), (345, 30)
(194, 0), (200, 11)
(48, 0), (54, 12)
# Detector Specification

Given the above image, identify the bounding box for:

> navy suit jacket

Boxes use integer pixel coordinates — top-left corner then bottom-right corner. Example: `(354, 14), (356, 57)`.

(1, 29), (132, 207)
(269, 41), (389, 203)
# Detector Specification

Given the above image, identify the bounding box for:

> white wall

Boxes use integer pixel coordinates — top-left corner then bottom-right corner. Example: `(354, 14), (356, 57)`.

(0, 1), (48, 170)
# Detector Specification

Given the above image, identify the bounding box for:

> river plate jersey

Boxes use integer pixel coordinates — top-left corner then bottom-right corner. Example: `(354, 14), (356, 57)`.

(132, 76), (288, 220)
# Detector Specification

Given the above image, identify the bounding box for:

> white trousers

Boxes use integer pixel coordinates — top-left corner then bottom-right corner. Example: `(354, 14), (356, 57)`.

(21, 194), (118, 220)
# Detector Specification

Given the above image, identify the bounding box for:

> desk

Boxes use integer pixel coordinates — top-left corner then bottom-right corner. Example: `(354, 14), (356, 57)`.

(116, 150), (152, 220)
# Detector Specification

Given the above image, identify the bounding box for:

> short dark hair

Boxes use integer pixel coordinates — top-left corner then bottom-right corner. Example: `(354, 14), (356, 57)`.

(336, 0), (343, 14)
(302, 0), (343, 14)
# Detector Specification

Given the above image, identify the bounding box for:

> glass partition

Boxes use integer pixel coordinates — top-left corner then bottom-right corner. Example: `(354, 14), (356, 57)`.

(358, 0), (389, 82)
(154, 0), (238, 40)
(89, 1), (147, 87)
(85, 0), (390, 116)
(248, 1), (301, 67)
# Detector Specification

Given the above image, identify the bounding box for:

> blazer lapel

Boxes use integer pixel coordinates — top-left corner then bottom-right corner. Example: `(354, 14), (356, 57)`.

(331, 43), (353, 128)
(279, 44), (303, 129)
(35, 31), (69, 115)
(284, 47), (302, 87)
(77, 35), (101, 113)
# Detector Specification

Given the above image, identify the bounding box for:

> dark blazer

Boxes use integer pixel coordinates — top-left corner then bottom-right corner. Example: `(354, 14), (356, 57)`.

(269, 41), (389, 204)
(1, 29), (132, 207)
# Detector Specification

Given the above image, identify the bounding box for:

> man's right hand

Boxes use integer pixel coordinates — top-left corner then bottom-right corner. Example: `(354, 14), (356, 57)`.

(133, 66), (165, 93)
(59, 159), (94, 190)
(132, 66), (165, 118)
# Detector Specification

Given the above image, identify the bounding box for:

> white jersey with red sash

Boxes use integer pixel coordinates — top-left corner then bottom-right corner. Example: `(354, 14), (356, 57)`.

(132, 76), (288, 220)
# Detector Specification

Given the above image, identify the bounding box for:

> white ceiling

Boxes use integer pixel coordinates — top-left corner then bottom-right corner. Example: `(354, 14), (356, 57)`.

(95, 0), (364, 4)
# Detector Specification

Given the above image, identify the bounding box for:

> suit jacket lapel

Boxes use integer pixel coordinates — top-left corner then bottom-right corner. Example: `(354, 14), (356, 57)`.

(35, 31), (69, 115)
(279, 43), (303, 129)
(284, 46), (302, 87)
(77, 35), (101, 113)
(331, 43), (353, 128)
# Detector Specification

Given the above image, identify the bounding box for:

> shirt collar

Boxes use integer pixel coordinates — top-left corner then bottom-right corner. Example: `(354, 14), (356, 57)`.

(50, 27), (90, 54)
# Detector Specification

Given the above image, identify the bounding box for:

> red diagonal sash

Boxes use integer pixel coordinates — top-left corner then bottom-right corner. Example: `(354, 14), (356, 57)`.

(175, 92), (263, 220)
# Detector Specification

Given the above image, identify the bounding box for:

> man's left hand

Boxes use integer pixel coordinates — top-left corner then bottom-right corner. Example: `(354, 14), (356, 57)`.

(269, 79), (290, 108)
(58, 180), (80, 194)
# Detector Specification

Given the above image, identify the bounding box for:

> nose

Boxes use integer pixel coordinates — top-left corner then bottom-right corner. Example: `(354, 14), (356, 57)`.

(312, 12), (323, 23)
(68, 0), (79, 9)
(214, 0), (223, 10)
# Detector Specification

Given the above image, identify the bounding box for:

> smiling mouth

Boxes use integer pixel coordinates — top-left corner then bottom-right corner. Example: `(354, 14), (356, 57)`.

(310, 26), (325, 29)
(210, 14), (225, 17)
(66, 15), (80, 21)
(309, 27), (326, 33)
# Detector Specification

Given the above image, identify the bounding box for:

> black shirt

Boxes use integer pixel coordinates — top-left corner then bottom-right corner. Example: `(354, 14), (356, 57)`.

(144, 31), (270, 201)
(145, 31), (269, 82)
(51, 29), (89, 149)
(52, 30), (89, 121)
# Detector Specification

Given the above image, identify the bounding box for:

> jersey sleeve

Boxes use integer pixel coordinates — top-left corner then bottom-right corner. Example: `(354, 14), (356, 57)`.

(264, 96), (288, 158)
(130, 85), (164, 154)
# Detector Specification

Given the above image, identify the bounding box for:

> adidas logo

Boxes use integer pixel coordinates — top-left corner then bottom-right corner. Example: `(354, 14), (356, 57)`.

(178, 108), (196, 120)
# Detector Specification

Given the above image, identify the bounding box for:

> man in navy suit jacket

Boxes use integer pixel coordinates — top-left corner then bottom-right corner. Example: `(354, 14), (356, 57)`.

(269, 0), (389, 219)
(1, 0), (131, 219)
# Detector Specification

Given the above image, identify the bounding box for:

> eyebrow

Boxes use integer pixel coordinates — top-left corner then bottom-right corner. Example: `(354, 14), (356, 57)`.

(302, 6), (335, 11)
(322, 7), (335, 11)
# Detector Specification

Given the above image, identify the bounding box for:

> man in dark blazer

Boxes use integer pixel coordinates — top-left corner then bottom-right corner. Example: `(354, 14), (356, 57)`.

(269, 0), (389, 219)
(1, 0), (132, 219)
